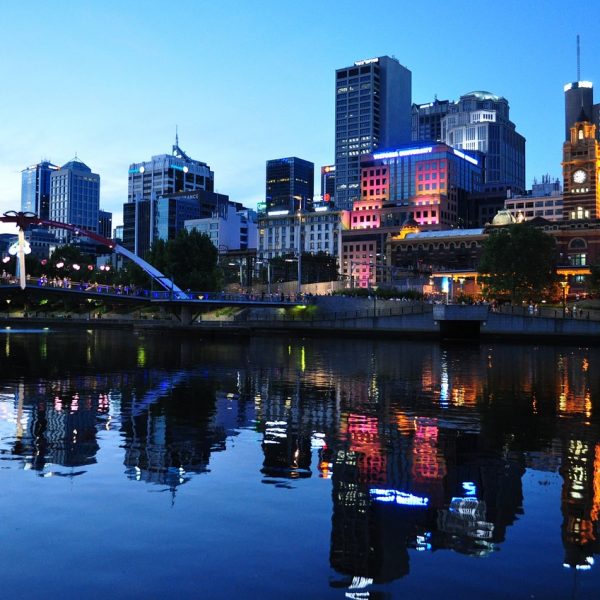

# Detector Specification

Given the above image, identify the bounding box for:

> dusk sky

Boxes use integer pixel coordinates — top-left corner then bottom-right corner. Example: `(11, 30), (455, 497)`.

(1, 0), (599, 232)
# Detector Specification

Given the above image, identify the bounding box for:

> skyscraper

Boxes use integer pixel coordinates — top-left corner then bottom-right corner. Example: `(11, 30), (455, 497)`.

(21, 161), (59, 219)
(49, 157), (100, 240)
(335, 56), (412, 210)
(441, 91), (526, 194)
(123, 137), (214, 256)
(411, 99), (451, 143)
(265, 157), (314, 214)
(320, 165), (336, 203)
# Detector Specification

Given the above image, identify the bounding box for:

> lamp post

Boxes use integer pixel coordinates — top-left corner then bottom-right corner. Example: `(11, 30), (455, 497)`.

(458, 276), (466, 301)
(560, 279), (569, 317)
(296, 208), (302, 296)
(6, 298), (11, 316)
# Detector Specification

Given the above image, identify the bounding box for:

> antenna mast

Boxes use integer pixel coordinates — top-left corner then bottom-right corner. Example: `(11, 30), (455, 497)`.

(577, 34), (580, 81)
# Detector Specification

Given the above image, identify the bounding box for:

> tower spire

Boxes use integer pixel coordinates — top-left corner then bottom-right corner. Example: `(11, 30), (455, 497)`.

(175, 125), (179, 148)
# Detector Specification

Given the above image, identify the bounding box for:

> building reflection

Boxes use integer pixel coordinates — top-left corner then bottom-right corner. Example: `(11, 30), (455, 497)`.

(1, 331), (600, 588)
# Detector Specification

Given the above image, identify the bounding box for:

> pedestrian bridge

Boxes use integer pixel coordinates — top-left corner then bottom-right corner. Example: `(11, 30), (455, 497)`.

(0, 279), (305, 309)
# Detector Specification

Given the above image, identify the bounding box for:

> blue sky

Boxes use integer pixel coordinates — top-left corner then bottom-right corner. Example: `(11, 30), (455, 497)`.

(1, 0), (599, 232)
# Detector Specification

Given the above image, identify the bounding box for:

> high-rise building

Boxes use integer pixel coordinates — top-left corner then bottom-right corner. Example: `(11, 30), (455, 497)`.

(564, 81), (600, 141)
(411, 99), (451, 143)
(123, 137), (214, 257)
(441, 91), (526, 194)
(98, 209), (113, 239)
(21, 161), (59, 219)
(265, 157), (314, 214)
(562, 115), (600, 220)
(320, 165), (336, 204)
(49, 158), (100, 240)
(335, 56), (412, 210)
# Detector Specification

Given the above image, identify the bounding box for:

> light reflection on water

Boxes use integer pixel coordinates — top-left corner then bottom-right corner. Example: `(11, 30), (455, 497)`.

(0, 329), (599, 599)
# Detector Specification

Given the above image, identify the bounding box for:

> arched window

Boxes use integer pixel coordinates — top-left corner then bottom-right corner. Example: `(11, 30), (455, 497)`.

(578, 128), (584, 140)
(569, 237), (587, 250)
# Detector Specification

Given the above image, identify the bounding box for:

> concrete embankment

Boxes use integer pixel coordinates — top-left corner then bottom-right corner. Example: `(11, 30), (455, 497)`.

(0, 297), (599, 343)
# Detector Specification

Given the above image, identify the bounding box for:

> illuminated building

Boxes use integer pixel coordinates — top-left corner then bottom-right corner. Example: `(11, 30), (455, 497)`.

(564, 80), (599, 141)
(504, 176), (563, 222)
(441, 91), (526, 195)
(123, 136), (214, 257)
(257, 206), (349, 261)
(321, 165), (336, 204)
(562, 117), (600, 220)
(265, 156), (314, 214)
(335, 56), (412, 210)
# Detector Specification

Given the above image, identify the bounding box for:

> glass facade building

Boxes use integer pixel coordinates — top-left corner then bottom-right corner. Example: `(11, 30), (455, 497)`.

(21, 161), (59, 219)
(335, 56), (412, 210)
(123, 140), (214, 257)
(265, 157), (314, 214)
(49, 158), (100, 240)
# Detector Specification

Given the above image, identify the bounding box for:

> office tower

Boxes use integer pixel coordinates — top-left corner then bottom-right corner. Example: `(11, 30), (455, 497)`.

(335, 56), (412, 210)
(98, 209), (113, 239)
(265, 157), (314, 214)
(441, 91), (525, 194)
(562, 116), (600, 219)
(123, 136), (214, 257)
(21, 161), (59, 219)
(411, 99), (451, 142)
(564, 81), (595, 140)
(320, 165), (336, 203)
(49, 157), (100, 240)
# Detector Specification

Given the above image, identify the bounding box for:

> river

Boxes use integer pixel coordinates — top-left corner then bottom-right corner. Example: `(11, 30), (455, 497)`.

(0, 327), (599, 599)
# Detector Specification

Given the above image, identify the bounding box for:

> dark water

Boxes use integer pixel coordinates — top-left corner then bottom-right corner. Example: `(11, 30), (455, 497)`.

(1, 327), (599, 599)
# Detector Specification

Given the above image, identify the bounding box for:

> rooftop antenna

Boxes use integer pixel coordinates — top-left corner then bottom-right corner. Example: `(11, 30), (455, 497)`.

(577, 34), (580, 81)
(175, 125), (179, 147)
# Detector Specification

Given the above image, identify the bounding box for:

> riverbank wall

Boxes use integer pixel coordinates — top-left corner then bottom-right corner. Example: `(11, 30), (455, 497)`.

(0, 298), (599, 342)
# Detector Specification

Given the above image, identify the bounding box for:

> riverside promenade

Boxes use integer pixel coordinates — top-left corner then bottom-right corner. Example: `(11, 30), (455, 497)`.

(2, 296), (600, 342)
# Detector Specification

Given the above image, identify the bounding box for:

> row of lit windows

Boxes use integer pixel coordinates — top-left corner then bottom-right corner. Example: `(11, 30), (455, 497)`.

(418, 183), (446, 191)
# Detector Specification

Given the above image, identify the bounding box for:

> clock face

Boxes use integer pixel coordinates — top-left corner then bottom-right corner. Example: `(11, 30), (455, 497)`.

(573, 169), (587, 184)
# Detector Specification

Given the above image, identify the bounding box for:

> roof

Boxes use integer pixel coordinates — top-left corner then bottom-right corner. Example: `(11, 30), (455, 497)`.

(61, 157), (91, 172)
(461, 90), (504, 102)
(404, 228), (484, 240)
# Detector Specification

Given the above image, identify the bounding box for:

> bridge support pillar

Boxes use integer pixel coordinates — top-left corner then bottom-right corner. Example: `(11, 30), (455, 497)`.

(179, 305), (193, 326)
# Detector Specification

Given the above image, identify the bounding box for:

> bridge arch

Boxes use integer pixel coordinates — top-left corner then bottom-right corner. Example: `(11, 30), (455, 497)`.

(0, 212), (184, 296)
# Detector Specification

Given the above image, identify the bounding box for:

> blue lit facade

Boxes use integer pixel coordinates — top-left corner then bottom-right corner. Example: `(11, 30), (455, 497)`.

(21, 161), (59, 219)
(49, 158), (100, 240)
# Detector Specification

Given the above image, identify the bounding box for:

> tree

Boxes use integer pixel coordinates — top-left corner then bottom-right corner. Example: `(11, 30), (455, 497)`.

(477, 224), (556, 302)
(147, 229), (221, 291)
(587, 264), (600, 296)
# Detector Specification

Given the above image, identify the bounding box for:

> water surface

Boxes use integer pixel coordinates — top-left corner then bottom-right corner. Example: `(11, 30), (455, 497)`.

(1, 328), (599, 599)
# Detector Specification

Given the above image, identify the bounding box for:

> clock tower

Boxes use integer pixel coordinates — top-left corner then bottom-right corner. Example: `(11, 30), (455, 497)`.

(562, 111), (600, 219)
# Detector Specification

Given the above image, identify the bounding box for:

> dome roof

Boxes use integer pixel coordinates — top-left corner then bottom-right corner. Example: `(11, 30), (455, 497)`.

(491, 210), (516, 226)
(462, 90), (504, 102)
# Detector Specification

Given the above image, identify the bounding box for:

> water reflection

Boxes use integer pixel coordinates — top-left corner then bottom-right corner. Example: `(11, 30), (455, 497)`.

(0, 330), (599, 593)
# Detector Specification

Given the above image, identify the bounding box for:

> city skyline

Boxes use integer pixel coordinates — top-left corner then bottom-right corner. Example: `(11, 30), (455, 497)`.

(1, 1), (599, 233)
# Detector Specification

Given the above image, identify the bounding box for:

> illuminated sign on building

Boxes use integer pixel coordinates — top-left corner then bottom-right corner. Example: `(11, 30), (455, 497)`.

(453, 149), (479, 166)
(354, 58), (379, 66)
(373, 147), (433, 160)
(267, 210), (290, 216)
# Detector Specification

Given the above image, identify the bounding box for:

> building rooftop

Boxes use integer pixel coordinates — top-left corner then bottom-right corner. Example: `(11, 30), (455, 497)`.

(461, 90), (504, 102)
(404, 228), (484, 239)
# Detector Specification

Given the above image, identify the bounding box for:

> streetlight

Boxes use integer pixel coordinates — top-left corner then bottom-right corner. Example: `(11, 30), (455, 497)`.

(560, 279), (569, 317)
(458, 277), (466, 301)
(6, 298), (11, 316)
(296, 208), (303, 296)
